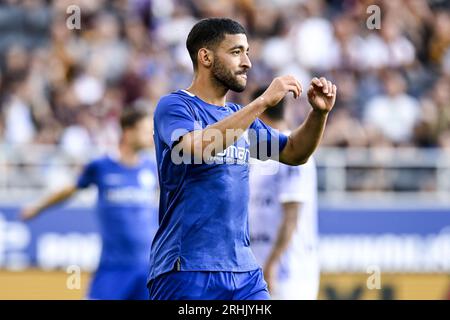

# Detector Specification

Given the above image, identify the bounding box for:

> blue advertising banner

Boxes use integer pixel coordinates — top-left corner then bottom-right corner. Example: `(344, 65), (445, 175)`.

(1, 205), (449, 272)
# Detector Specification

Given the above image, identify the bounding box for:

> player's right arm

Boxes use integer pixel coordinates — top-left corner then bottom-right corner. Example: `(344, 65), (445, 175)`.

(172, 76), (302, 161)
(21, 159), (97, 221)
(20, 185), (78, 221)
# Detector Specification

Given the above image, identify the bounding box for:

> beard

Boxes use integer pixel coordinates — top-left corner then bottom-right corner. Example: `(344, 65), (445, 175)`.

(211, 58), (246, 93)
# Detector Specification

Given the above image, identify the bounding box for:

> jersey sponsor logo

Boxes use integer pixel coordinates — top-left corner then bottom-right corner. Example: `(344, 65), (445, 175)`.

(103, 174), (123, 185)
(170, 126), (282, 166)
(207, 145), (250, 165)
(106, 187), (151, 204)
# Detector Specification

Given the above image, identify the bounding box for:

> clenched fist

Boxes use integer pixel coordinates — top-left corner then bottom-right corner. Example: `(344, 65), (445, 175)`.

(307, 77), (337, 114)
(260, 75), (303, 108)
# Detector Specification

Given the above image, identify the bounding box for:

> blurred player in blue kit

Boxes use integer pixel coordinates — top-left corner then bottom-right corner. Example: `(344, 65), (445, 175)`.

(21, 107), (159, 300)
(148, 18), (336, 300)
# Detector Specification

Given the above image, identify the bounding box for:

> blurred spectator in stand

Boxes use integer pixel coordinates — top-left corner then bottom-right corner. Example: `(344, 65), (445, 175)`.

(363, 70), (421, 147)
(418, 75), (450, 148)
(0, 0), (449, 195)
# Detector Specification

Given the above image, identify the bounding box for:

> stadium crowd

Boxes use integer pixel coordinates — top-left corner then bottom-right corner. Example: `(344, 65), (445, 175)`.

(0, 0), (449, 192)
(1, 0), (450, 152)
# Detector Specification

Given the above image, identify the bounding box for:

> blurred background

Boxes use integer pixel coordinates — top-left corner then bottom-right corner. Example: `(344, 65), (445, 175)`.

(0, 0), (450, 299)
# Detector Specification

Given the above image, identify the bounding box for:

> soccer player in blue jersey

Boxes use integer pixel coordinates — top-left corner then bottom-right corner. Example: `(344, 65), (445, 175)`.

(21, 107), (159, 300)
(148, 18), (337, 300)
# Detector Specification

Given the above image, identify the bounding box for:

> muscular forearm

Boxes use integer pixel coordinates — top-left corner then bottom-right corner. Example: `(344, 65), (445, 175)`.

(179, 97), (267, 159)
(279, 76), (336, 165)
(280, 109), (328, 165)
(34, 186), (77, 214)
(177, 76), (303, 161)
(21, 185), (78, 221)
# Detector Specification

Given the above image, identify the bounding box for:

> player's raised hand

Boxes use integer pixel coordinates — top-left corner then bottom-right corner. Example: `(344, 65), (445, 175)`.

(260, 75), (303, 108)
(307, 77), (337, 114)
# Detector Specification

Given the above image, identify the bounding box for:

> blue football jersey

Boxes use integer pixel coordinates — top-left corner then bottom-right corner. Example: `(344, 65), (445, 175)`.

(77, 155), (159, 267)
(149, 90), (288, 281)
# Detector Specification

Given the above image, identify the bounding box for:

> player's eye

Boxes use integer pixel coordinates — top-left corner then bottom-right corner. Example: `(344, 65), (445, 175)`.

(231, 50), (240, 56)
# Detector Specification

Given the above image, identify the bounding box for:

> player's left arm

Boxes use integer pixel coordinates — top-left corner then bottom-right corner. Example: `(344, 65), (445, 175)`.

(279, 77), (337, 165)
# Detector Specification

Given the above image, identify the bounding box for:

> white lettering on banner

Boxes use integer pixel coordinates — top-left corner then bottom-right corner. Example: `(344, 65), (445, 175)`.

(2, 211), (449, 273)
(319, 231), (450, 273)
(0, 213), (30, 270)
(37, 233), (100, 271)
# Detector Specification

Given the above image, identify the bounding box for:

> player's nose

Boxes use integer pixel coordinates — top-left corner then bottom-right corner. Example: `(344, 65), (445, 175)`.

(241, 54), (252, 69)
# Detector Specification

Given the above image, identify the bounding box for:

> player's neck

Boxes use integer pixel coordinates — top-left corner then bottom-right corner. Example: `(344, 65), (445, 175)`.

(186, 73), (227, 107)
(118, 143), (139, 166)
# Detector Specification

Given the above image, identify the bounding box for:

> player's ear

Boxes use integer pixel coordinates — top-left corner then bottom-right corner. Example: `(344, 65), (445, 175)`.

(198, 48), (213, 68)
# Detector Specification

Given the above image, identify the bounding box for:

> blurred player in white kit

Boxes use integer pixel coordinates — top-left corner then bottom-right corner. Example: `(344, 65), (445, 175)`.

(249, 88), (320, 300)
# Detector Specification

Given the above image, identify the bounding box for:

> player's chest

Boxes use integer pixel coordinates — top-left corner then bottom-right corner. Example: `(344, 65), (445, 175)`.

(97, 168), (156, 191)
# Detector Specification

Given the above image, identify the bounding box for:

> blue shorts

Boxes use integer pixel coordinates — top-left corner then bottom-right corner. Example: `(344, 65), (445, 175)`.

(148, 268), (270, 300)
(87, 265), (149, 300)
